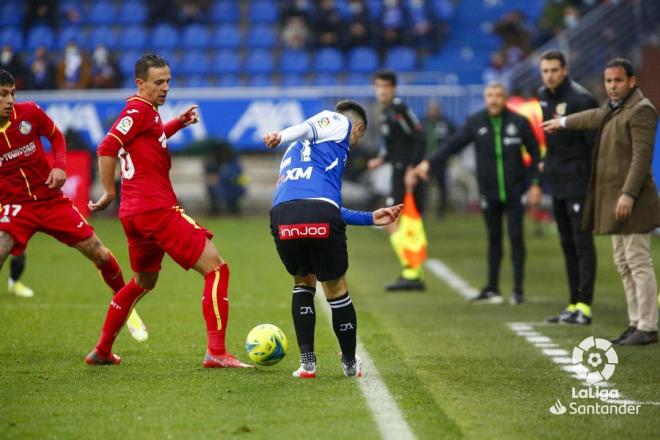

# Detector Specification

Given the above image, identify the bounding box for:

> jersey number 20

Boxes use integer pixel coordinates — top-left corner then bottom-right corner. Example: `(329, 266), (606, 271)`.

(119, 148), (135, 180)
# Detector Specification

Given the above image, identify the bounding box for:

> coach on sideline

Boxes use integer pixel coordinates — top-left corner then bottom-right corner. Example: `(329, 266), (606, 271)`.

(543, 58), (660, 346)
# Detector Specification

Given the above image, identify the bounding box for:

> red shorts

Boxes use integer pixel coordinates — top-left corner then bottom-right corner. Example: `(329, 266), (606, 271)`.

(0, 196), (94, 256)
(120, 206), (213, 273)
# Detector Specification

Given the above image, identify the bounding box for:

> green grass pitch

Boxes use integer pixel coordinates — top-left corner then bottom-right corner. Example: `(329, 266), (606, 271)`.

(1, 214), (658, 439)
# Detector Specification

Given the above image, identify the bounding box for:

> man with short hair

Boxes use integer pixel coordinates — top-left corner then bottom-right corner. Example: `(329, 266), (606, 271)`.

(264, 100), (402, 378)
(416, 83), (542, 305)
(543, 58), (660, 345)
(0, 68), (147, 340)
(368, 69), (427, 291)
(85, 54), (251, 366)
(537, 50), (599, 325)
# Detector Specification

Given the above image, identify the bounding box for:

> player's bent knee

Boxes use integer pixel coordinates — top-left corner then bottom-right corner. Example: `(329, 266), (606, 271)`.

(0, 232), (15, 267)
(293, 274), (316, 288)
(134, 272), (159, 290)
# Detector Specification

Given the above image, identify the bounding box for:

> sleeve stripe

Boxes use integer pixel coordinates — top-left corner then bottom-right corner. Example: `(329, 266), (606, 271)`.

(307, 121), (318, 143)
(108, 132), (124, 146)
(49, 122), (56, 136)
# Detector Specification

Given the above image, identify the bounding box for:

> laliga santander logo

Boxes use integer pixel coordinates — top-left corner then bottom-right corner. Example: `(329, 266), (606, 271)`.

(572, 336), (618, 384)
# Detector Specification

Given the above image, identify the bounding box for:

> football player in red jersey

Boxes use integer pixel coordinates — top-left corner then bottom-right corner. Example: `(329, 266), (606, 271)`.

(0, 69), (148, 341)
(85, 54), (251, 368)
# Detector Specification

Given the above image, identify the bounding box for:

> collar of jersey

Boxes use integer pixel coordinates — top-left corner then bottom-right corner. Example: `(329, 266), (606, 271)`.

(127, 95), (157, 110)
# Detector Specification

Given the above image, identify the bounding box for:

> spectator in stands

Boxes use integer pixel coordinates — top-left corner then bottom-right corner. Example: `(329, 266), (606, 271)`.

(56, 41), (90, 89)
(282, 16), (311, 49)
(424, 101), (455, 218)
(203, 140), (246, 216)
(147, 0), (178, 26)
(23, 0), (59, 33)
(408, 0), (443, 52)
(26, 46), (56, 90)
(315, 0), (343, 48)
(380, 0), (407, 49)
(179, 0), (211, 25)
(89, 45), (121, 89)
(0, 46), (28, 90)
(493, 10), (532, 54)
(60, 1), (83, 25)
(345, 0), (371, 49)
(282, 0), (315, 22)
(482, 52), (511, 90)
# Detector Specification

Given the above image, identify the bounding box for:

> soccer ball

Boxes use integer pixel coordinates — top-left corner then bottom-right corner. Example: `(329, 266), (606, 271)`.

(245, 324), (288, 366)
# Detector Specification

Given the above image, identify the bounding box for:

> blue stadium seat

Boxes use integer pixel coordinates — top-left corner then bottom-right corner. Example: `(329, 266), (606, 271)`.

(26, 26), (55, 51)
(249, 1), (279, 23)
(59, 1), (83, 26)
(86, 1), (117, 26)
(57, 26), (84, 49)
(89, 26), (118, 51)
(117, 1), (148, 25)
(212, 24), (242, 49)
(246, 25), (276, 48)
(279, 50), (310, 74)
(211, 50), (241, 74)
(244, 49), (274, 74)
(346, 73), (371, 85)
(347, 47), (379, 73)
(248, 74), (275, 87)
(178, 50), (210, 75)
(314, 73), (340, 87)
(181, 24), (211, 49)
(314, 48), (344, 74)
(118, 25), (147, 50)
(151, 23), (180, 50)
(122, 76), (136, 89)
(0, 4), (23, 26)
(0, 27), (23, 52)
(182, 75), (211, 88)
(211, 1), (240, 23)
(385, 47), (416, 71)
(119, 51), (141, 76)
(367, 0), (382, 19)
(218, 74), (241, 87)
(281, 74), (307, 87)
(157, 50), (179, 71)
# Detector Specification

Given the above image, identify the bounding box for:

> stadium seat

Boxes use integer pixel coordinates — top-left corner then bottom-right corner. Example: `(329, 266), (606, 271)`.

(314, 48), (344, 74)
(249, 1), (279, 23)
(119, 51), (142, 77)
(248, 74), (275, 87)
(211, 50), (241, 75)
(212, 24), (242, 49)
(0, 27), (23, 52)
(158, 50), (180, 71)
(151, 23), (180, 50)
(118, 25), (147, 51)
(244, 49), (274, 75)
(86, 1), (117, 26)
(314, 73), (341, 87)
(0, 4), (23, 26)
(121, 76), (136, 89)
(347, 47), (379, 73)
(246, 25), (277, 48)
(346, 73), (371, 85)
(89, 26), (118, 51)
(385, 47), (417, 71)
(181, 24), (211, 50)
(210, 1), (240, 23)
(117, 1), (148, 25)
(218, 74), (241, 87)
(182, 75), (211, 88)
(281, 74), (307, 87)
(57, 26), (84, 49)
(178, 50), (210, 76)
(279, 50), (310, 75)
(26, 26), (55, 51)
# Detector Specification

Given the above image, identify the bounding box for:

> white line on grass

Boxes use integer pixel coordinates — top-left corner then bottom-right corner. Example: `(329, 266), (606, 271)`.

(424, 259), (477, 300)
(314, 287), (416, 440)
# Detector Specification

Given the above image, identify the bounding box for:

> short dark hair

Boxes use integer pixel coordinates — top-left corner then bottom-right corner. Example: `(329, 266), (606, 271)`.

(0, 69), (15, 86)
(336, 100), (368, 128)
(134, 53), (169, 80)
(540, 50), (566, 67)
(373, 69), (397, 87)
(605, 58), (635, 77)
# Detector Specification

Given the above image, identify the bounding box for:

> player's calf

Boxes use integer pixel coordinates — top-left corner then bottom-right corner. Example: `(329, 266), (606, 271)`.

(0, 231), (14, 269)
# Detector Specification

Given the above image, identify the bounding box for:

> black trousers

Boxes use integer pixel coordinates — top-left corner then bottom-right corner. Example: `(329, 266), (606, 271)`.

(552, 197), (597, 305)
(482, 198), (525, 293)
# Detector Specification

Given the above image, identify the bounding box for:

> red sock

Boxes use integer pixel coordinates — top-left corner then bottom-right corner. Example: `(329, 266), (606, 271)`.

(202, 264), (230, 356)
(96, 252), (125, 294)
(95, 279), (146, 356)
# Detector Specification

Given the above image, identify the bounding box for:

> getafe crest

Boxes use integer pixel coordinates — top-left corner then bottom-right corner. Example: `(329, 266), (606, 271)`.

(19, 120), (32, 135)
(506, 123), (518, 136)
(556, 102), (567, 116)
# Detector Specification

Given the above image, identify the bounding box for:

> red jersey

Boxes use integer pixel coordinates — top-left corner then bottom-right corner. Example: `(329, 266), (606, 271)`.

(98, 95), (184, 218)
(0, 102), (67, 204)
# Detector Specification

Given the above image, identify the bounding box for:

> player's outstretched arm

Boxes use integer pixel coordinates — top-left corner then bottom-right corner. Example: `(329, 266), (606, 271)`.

(88, 156), (117, 212)
(373, 204), (403, 226)
(264, 122), (315, 149)
(164, 105), (200, 138)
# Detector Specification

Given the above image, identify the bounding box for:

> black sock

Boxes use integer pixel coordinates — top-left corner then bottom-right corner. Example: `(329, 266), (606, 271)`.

(10, 254), (26, 282)
(328, 292), (357, 365)
(291, 285), (316, 356)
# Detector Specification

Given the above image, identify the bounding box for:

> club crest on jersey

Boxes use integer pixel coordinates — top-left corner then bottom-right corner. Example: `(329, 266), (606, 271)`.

(506, 123), (518, 136)
(19, 121), (32, 135)
(556, 102), (567, 116)
(317, 116), (331, 128)
(116, 116), (133, 135)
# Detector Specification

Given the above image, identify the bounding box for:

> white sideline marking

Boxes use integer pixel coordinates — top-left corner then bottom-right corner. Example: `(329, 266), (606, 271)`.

(424, 259), (477, 300)
(314, 289), (416, 440)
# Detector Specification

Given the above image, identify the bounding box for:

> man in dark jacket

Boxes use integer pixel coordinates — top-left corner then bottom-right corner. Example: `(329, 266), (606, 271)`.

(538, 50), (599, 325)
(416, 82), (542, 304)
